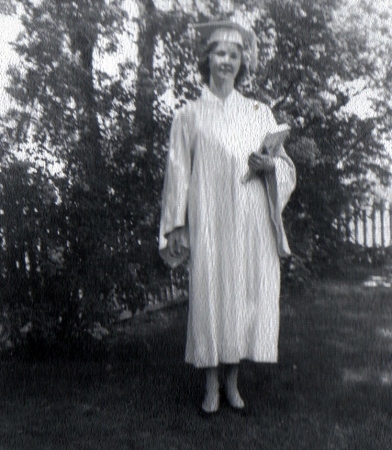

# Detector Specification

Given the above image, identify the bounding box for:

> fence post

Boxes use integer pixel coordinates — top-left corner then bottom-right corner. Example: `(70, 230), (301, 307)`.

(355, 210), (360, 245)
(362, 209), (368, 248)
(345, 206), (351, 242)
(380, 204), (385, 249)
(389, 204), (392, 247)
(371, 207), (377, 247)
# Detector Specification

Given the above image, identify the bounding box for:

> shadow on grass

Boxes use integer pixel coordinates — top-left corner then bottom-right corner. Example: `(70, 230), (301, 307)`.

(1, 268), (392, 450)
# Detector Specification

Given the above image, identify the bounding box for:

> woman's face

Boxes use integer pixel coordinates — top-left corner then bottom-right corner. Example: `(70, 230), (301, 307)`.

(209, 41), (242, 84)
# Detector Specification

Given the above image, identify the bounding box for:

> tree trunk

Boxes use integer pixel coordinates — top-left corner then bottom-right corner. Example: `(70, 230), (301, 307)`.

(134, 0), (157, 156)
(59, 0), (105, 189)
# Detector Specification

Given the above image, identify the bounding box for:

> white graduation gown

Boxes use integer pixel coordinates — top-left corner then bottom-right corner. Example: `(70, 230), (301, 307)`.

(159, 87), (296, 368)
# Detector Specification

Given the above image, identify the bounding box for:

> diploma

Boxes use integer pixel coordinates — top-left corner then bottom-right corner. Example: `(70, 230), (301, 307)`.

(242, 123), (291, 183)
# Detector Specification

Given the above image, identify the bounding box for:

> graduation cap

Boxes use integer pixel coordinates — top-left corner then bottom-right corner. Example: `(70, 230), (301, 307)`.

(193, 20), (258, 70)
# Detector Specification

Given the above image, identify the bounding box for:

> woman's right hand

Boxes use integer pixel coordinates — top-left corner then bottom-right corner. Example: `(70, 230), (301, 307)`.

(248, 152), (275, 174)
(167, 227), (185, 258)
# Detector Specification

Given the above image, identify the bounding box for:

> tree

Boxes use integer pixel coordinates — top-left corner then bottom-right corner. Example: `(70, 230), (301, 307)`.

(0, 0), (16, 14)
(331, 0), (392, 195)
(0, 0), (140, 349)
(248, 0), (392, 274)
(1, 0), (391, 350)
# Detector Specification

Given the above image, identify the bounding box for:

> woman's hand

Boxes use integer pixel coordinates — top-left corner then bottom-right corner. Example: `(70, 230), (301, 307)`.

(248, 152), (275, 174)
(166, 227), (185, 258)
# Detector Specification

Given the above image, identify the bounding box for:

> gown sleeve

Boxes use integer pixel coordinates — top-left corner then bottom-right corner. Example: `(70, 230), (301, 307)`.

(263, 106), (296, 257)
(159, 107), (192, 268)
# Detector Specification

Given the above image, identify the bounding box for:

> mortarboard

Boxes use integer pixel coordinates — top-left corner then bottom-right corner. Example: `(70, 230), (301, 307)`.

(193, 20), (258, 71)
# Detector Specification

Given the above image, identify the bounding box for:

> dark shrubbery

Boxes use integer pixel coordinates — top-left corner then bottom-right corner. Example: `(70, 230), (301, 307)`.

(0, 0), (391, 353)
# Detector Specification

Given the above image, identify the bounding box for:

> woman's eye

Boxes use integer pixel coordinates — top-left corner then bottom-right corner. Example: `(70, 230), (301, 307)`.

(230, 53), (239, 59)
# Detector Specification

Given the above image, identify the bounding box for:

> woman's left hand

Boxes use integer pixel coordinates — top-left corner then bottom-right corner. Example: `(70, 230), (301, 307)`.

(248, 152), (275, 174)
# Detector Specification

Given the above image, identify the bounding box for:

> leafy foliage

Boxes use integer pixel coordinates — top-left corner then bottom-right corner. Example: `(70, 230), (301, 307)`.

(0, 0), (391, 350)
(251, 0), (392, 278)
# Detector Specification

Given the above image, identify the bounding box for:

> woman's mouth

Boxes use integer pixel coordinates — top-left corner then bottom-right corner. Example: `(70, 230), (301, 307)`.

(219, 66), (233, 73)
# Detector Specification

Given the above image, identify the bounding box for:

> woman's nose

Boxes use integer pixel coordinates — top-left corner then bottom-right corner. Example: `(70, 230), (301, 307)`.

(221, 53), (230, 63)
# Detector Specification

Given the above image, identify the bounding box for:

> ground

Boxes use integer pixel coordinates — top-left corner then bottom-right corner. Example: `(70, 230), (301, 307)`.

(1, 264), (392, 450)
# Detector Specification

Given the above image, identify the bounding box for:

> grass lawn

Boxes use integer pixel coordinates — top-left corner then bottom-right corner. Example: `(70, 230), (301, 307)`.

(1, 265), (392, 450)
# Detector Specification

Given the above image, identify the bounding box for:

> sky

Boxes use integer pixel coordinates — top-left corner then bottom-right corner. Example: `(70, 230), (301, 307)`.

(0, 14), (23, 114)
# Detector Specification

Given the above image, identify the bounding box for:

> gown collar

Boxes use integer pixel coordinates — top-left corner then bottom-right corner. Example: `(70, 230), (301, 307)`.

(201, 85), (240, 108)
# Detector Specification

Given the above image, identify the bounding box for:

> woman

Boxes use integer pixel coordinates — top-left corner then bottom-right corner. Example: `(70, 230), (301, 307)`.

(159, 20), (296, 415)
